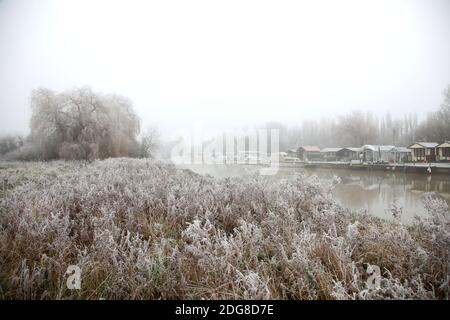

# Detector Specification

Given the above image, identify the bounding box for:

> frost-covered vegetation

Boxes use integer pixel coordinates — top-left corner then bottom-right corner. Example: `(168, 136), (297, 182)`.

(0, 159), (449, 299)
(2, 87), (160, 162)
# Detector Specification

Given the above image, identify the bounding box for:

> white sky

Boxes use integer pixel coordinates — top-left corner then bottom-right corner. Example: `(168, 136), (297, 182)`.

(1, 0), (450, 136)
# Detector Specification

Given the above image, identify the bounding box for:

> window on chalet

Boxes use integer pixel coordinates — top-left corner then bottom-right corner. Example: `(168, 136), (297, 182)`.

(442, 147), (450, 157)
(415, 148), (425, 157)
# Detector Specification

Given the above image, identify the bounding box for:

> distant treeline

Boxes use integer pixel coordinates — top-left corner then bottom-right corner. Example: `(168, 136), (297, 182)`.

(0, 87), (159, 161)
(1, 85), (449, 160)
(264, 85), (450, 150)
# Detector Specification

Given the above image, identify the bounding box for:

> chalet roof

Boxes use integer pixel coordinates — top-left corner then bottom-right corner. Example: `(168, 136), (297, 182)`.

(436, 141), (450, 148)
(408, 142), (439, 149)
(345, 147), (362, 152)
(362, 145), (376, 151)
(320, 148), (342, 153)
(392, 147), (411, 153)
(299, 146), (321, 152)
(362, 145), (395, 152)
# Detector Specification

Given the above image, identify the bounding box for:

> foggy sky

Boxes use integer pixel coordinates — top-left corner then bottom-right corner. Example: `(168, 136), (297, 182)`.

(1, 0), (450, 137)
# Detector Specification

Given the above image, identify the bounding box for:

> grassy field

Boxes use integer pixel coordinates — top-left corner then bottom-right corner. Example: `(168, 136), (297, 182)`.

(0, 158), (449, 299)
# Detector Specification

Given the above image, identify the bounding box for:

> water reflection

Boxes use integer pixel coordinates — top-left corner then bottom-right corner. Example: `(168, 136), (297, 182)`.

(300, 169), (450, 223)
(181, 165), (450, 223)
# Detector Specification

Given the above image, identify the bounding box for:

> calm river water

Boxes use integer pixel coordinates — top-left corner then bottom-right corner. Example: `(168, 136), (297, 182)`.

(182, 164), (450, 223)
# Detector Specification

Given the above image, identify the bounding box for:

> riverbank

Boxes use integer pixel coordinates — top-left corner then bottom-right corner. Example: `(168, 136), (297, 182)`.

(278, 161), (450, 174)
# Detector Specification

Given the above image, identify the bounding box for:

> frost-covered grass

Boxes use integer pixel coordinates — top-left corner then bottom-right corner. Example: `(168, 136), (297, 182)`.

(0, 158), (449, 299)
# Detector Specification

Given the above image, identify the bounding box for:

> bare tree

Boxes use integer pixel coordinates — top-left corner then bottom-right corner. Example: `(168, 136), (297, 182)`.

(0, 135), (23, 156)
(416, 85), (450, 142)
(336, 111), (377, 146)
(140, 126), (160, 158)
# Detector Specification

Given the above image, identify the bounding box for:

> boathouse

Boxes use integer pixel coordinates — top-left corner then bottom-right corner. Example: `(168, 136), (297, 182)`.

(361, 145), (395, 163)
(437, 141), (450, 162)
(336, 147), (361, 161)
(408, 142), (438, 162)
(297, 146), (321, 161)
(320, 148), (342, 161)
(390, 147), (412, 163)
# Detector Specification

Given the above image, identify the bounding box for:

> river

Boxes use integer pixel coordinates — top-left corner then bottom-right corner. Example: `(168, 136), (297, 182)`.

(182, 164), (450, 224)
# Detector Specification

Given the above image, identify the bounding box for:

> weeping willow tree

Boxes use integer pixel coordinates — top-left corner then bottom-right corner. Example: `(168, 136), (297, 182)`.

(29, 87), (141, 160)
